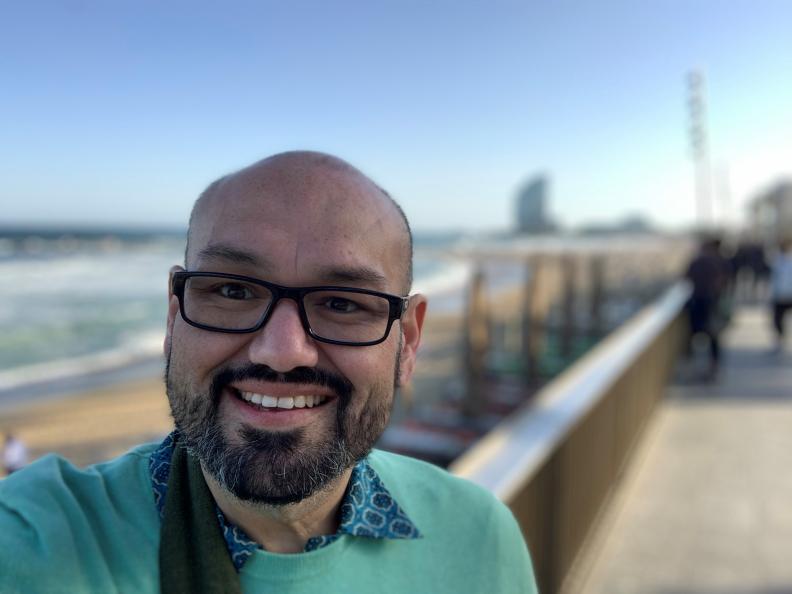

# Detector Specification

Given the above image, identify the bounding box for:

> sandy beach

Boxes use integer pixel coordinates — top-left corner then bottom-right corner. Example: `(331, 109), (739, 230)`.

(0, 376), (172, 470)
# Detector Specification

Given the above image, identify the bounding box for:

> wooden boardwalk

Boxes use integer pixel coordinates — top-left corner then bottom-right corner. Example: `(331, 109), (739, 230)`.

(566, 306), (792, 593)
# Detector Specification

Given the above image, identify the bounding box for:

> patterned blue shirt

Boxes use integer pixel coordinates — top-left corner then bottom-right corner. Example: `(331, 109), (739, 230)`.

(149, 432), (421, 570)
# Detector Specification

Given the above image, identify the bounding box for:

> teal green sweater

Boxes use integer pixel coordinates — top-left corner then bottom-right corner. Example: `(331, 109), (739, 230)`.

(0, 444), (537, 593)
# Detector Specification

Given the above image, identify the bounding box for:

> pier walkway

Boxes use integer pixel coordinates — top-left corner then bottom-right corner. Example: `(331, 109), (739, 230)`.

(569, 305), (792, 593)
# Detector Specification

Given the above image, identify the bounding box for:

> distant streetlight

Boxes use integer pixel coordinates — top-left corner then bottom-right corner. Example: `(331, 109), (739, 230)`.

(687, 70), (712, 229)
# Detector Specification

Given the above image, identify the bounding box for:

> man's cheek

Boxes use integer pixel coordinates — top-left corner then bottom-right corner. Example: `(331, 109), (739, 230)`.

(173, 330), (231, 373)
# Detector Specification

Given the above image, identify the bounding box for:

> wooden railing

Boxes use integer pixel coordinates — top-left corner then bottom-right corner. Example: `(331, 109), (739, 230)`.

(450, 282), (690, 594)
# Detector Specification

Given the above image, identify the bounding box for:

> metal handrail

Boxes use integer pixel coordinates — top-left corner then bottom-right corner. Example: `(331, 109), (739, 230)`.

(450, 281), (691, 593)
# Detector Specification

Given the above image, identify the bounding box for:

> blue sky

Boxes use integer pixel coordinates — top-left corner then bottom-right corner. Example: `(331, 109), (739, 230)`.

(2, 0), (791, 231)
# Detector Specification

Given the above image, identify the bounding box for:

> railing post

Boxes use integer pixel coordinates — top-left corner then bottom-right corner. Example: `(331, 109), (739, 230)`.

(589, 255), (605, 341)
(560, 255), (576, 360)
(463, 265), (489, 417)
(522, 255), (545, 385)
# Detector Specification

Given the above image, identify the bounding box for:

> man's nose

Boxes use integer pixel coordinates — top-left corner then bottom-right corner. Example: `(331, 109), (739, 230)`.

(247, 299), (319, 372)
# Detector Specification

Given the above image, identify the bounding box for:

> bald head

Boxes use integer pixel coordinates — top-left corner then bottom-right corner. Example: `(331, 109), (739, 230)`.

(185, 151), (413, 292)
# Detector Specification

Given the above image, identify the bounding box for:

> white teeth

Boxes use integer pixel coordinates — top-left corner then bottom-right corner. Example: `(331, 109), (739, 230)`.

(240, 391), (328, 409)
(277, 397), (294, 409)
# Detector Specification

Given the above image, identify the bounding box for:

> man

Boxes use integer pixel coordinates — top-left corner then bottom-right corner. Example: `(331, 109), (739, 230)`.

(0, 152), (537, 593)
(684, 236), (731, 380)
(770, 238), (792, 352)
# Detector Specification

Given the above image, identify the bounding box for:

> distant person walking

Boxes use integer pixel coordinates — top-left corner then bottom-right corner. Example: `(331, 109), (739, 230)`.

(2, 433), (29, 475)
(731, 239), (769, 302)
(685, 237), (731, 380)
(770, 239), (792, 352)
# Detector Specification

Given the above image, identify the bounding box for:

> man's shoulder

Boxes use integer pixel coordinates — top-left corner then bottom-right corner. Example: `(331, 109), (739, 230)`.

(0, 442), (159, 539)
(0, 442), (159, 530)
(366, 449), (513, 526)
(0, 442), (162, 591)
(361, 450), (537, 593)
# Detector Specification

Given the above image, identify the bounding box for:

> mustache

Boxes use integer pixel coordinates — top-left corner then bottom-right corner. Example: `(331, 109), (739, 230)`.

(209, 364), (354, 403)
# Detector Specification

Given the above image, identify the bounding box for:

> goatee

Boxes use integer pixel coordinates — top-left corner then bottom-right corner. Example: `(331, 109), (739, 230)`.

(165, 360), (395, 506)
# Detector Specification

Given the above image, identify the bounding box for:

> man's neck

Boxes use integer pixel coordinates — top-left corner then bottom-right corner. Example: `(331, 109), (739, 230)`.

(201, 466), (353, 554)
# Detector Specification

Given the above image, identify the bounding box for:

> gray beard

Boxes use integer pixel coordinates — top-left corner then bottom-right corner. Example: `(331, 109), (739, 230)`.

(164, 351), (399, 506)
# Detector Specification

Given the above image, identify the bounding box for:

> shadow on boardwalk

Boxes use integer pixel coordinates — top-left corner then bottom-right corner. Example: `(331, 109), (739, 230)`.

(567, 306), (792, 594)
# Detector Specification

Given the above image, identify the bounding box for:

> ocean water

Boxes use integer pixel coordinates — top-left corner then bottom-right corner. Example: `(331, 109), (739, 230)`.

(0, 230), (470, 394)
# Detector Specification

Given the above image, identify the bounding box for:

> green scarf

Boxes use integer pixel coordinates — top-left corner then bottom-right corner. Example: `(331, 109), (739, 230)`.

(159, 442), (242, 594)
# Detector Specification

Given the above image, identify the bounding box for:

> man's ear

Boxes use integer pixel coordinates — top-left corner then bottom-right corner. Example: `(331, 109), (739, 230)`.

(164, 265), (185, 356)
(397, 294), (428, 387)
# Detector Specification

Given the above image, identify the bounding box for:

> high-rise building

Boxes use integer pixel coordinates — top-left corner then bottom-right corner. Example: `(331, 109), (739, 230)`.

(516, 175), (554, 234)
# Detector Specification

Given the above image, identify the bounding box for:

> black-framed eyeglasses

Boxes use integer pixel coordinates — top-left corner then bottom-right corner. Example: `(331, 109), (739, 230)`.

(171, 271), (410, 346)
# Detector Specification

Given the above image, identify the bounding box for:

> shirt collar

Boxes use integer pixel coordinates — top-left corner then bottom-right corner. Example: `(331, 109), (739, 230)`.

(149, 431), (421, 570)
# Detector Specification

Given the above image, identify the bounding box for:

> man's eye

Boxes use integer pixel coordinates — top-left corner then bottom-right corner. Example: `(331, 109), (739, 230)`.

(325, 297), (359, 313)
(218, 284), (254, 300)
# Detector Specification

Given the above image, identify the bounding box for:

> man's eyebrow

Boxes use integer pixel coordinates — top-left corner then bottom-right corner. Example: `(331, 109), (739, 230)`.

(194, 245), (390, 288)
(195, 244), (264, 267)
(315, 265), (389, 287)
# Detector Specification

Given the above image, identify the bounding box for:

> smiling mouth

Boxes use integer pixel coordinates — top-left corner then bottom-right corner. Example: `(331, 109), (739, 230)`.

(232, 389), (332, 410)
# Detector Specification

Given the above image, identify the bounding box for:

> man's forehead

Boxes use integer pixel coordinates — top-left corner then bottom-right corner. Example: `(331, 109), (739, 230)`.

(196, 155), (396, 230)
(187, 152), (412, 289)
